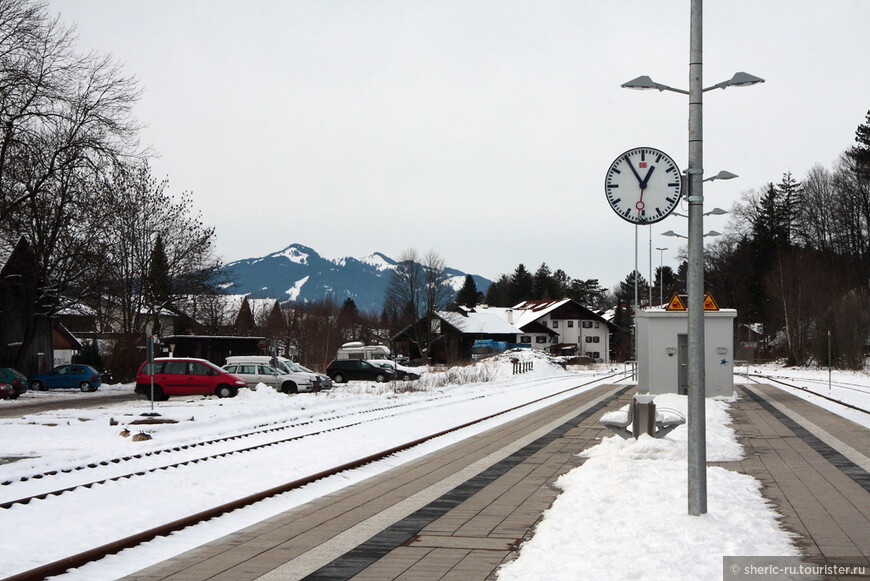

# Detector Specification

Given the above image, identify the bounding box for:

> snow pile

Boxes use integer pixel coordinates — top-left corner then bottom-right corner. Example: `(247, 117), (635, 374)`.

(498, 395), (799, 581)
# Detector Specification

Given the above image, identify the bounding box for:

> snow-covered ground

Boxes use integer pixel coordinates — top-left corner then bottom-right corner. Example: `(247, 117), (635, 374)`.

(0, 354), (867, 580)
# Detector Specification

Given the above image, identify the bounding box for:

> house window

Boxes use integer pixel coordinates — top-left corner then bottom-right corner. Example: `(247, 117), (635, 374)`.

(552, 320), (559, 328)
(585, 336), (593, 343)
(595, 322), (600, 328)
(536, 336), (547, 344)
(568, 321), (574, 328)
(593, 351), (600, 359)
(521, 336), (531, 344)
(551, 336), (558, 343)
(582, 321), (593, 328)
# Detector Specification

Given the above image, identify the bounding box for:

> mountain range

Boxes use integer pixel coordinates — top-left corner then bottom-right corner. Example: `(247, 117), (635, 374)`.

(218, 244), (494, 313)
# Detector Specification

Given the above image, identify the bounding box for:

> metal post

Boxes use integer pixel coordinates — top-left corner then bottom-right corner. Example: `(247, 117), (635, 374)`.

(687, 0), (707, 516)
(656, 247), (668, 306)
(648, 226), (653, 308)
(634, 223), (639, 364)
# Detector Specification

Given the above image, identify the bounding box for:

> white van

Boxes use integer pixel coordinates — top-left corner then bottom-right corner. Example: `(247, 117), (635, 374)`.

(224, 356), (318, 392)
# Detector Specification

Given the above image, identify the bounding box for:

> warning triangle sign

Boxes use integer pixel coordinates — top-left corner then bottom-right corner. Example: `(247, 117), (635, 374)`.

(703, 293), (720, 311)
(666, 293), (687, 311)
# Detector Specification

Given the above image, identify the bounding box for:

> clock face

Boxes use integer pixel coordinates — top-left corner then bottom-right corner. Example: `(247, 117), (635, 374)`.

(605, 147), (682, 224)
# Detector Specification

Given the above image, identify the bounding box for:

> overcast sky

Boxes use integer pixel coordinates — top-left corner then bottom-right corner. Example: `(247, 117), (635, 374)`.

(48, 0), (870, 291)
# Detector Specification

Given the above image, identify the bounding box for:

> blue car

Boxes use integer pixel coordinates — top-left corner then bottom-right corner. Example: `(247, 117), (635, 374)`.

(29, 364), (102, 392)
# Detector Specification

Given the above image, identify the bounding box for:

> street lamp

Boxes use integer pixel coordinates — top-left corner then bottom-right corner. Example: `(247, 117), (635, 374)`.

(622, 0), (763, 517)
(672, 207), (728, 219)
(655, 247), (668, 306)
(622, 71), (763, 94)
(662, 229), (722, 239)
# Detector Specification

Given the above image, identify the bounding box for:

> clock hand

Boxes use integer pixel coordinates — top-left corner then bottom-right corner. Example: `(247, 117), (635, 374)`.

(624, 155), (645, 185)
(640, 165), (656, 189)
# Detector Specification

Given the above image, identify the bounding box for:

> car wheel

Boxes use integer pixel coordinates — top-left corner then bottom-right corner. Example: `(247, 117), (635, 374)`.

(31, 380), (46, 391)
(282, 381), (298, 394)
(79, 381), (92, 392)
(9, 394), (19, 400)
(146, 385), (166, 401)
(216, 384), (236, 398)
(333, 373), (345, 383)
(375, 373), (387, 383)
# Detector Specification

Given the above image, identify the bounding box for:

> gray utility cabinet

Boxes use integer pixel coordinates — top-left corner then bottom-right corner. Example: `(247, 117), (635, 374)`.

(636, 308), (736, 398)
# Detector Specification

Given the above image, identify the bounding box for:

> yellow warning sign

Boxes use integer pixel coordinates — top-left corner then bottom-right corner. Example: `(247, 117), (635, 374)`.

(665, 293), (686, 311)
(703, 293), (720, 311)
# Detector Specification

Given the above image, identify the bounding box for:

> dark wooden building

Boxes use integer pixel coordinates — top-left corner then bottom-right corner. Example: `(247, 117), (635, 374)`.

(159, 335), (266, 366)
(0, 238), (53, 375)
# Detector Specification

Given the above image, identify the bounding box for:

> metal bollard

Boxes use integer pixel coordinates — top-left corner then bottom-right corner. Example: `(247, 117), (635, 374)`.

(632, 395), (656, 439)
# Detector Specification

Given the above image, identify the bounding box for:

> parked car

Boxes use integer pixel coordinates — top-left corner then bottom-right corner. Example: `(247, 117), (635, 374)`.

(222, 362), (316, 394)
(225, 356), (328, 391)
(135, 358), (248, 401)
(29, 364), (102, 392)
(326, 359), (395, 383)
(295, 362), (333, 390)
(368, 360), (421, 381)
(0, 367), (28, 399)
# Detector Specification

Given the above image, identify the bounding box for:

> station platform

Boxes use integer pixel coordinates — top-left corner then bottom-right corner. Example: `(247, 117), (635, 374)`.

(122, 381), (870, 581)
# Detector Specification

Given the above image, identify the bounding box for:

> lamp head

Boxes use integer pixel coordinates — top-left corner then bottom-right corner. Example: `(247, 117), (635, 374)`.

(728, 72), (765, 87)
(704, 170), (738, 182)
(621, 75), (659, 91)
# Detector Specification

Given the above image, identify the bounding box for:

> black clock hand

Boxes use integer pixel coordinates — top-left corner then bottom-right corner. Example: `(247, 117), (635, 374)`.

(640, 165), (656, 189)
(624, 155), (644, 185)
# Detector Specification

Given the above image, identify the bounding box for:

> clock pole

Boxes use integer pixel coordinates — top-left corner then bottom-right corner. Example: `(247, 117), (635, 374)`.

(686, 0), (707, 516)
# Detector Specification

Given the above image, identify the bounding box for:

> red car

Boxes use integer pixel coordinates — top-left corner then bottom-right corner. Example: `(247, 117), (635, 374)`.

(135, 358), (249, 401)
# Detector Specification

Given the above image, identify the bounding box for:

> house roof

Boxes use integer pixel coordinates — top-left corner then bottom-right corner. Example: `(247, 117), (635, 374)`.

(473, 299), (615, 330)
(519, 321), (558, 335)
(437, 310), (523, 336)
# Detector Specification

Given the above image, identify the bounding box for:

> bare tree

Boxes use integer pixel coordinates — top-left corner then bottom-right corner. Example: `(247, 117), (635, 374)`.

(385, 248), (451, 363)
(0, 0), (140, 224)
(96, 162), (221, 375)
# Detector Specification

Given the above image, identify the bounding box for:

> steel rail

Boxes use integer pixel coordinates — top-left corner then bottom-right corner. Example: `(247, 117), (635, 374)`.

(2, 372), (627, 581)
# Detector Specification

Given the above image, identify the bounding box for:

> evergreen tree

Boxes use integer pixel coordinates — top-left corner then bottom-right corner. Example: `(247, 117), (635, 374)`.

(146, 234), (172, 335)
(532, 263), (556, 299)
(509, 264), (534, 304)
(484, 274), (512, 306)
(849, 109), (870, 177)
(454, 275), (481, 308)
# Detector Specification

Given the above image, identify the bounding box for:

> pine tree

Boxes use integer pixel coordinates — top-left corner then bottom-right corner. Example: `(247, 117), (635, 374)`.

(146, 234), (172, 335)
(509, 264), (534, 304)
(455, 275), (481, 308)
(849, 109), (870, 177)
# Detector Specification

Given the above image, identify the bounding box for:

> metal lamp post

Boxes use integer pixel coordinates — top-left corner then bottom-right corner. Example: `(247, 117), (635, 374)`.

(621, 0), (763, 516)
(655, 247), (668, 305)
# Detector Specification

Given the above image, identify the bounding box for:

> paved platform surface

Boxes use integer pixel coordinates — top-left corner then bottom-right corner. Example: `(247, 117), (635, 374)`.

(719, 383), (870, 576)
(123, 383), (632, 581)
(122, 381), (870, 581)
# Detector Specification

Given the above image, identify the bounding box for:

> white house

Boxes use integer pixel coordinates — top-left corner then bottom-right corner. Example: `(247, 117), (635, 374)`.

(475, 299), (614, 363)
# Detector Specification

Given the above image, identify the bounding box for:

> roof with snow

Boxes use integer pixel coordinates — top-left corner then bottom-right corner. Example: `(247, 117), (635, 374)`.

(437, 310), (523, 336)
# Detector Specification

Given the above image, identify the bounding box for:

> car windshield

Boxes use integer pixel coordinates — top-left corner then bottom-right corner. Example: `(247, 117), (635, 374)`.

(283, 360), (304, 372)
(273, 361), (292, 374)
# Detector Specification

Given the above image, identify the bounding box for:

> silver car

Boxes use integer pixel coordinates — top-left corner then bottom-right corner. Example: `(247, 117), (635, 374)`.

(222, 362), (316, 394)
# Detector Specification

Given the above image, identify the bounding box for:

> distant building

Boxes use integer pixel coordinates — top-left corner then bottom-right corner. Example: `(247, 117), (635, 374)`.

(392, 298), (616, 364)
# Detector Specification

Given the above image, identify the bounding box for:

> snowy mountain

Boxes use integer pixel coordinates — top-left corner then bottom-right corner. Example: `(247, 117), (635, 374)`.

(218, 244), (492, 313)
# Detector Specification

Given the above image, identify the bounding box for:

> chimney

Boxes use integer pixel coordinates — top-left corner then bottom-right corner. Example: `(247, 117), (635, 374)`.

(506, 309), (513, 324)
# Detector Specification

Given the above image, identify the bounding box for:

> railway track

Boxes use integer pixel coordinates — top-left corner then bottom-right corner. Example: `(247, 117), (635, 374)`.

(2, 371), (629, 581)
(740, 371), (869, 415)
